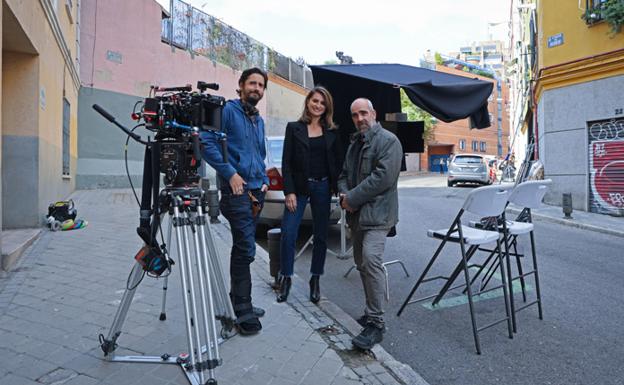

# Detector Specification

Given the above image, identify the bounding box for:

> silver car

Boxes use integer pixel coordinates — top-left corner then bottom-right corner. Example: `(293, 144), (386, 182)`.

(447, 154), (491, 187)
(259, 136), (341, 228)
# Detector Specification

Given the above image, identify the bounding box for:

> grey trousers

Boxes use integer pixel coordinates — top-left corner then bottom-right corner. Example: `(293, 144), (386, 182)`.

(352, 228), (388, 327)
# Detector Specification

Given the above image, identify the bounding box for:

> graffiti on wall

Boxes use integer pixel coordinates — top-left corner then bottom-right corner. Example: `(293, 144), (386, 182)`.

(160, 0), (312, 87)
(588, 118), (624, 216)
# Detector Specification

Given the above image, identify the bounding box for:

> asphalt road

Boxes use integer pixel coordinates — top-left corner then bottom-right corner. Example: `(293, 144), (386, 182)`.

(257, 175), (624, 385)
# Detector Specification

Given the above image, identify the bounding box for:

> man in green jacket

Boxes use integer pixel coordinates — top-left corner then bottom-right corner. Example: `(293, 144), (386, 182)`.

(338, 98), (403, 350)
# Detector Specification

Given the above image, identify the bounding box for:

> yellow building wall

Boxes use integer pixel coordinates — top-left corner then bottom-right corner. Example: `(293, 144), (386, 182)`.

(538, 0), (624, 68)
(536, 0), (624, 99)
(4, 0), (80, 222)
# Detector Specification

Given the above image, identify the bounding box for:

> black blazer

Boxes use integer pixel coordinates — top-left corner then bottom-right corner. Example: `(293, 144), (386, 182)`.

(282, 121), (343, 196)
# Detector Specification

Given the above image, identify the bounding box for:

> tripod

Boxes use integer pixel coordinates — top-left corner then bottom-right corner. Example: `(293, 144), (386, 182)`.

(92, 100), (234, 385)
(99, 187), (235, 385)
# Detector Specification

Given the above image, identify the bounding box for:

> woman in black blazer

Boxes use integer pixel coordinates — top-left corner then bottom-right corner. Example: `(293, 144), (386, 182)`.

(277, 86), (343, 303)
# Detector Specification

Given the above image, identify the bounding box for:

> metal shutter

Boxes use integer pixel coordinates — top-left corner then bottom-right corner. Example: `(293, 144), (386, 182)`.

(587, 118), (624, 216)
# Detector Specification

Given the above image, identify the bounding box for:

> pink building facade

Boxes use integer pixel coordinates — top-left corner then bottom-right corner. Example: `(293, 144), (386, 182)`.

(78, 0), (306, 188)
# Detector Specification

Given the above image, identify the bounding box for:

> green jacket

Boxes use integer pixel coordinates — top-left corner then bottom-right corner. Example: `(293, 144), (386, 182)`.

(337, 123), (403, 230)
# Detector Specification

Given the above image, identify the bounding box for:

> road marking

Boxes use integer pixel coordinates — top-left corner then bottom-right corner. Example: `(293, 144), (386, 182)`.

(421, 269), (533, 311)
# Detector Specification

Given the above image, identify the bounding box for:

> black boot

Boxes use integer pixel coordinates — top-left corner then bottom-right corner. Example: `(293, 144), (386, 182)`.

(232, 301), (262, 335)
(230, 259), (261, 335)
(271, 274), (283, 291)
(276, 277), (291, 302)
(309, 275), (320, 303)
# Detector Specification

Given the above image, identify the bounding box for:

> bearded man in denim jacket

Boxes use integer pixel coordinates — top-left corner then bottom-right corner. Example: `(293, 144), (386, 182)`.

(201, 67), (269, 335)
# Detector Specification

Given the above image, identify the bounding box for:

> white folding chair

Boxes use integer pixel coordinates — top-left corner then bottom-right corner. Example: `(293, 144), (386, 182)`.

(397, 185), (514, 354)
(467, 180), (551, 332)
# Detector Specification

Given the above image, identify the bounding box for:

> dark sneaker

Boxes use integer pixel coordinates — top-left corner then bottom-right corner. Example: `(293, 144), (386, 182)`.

(352, 324), (384, 350)
(253, 306), (265, 318)
(356, 315), (368, 327)
(236, 312), (262, 335)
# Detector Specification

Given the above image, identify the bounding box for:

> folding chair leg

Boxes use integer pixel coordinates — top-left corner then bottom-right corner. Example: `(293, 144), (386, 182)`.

(464, 246), (498, 294)
(343, 265), (356, 278)
(432, 245), (478, 306)
(530, 230), (544, 320)
(459, 240), (481, 354)
(502, 229), (517, 333)
(383, 265), (390, 301)
(496, 239), (514, 339)
(512, 237), (527, 302)
(397, 235), (451, 316)
(479, 254), (501, 292)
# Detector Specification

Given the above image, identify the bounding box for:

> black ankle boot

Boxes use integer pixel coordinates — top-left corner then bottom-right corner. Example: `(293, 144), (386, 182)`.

(276, 277), (291, 302)
(309, 275), (320, 303)
(271, 275), (283, 291)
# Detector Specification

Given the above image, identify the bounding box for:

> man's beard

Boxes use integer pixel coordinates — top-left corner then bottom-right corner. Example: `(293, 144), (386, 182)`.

(243, 92), (261, 106)
(357, 121), (371, 131)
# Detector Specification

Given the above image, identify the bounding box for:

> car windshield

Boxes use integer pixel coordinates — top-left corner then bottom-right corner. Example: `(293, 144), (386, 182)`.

(453, 156), (483, 165)
(266, 138), (284, 167)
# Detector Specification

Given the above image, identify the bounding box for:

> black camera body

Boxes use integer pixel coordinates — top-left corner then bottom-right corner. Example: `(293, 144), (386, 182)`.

(137, 82), (226, 187)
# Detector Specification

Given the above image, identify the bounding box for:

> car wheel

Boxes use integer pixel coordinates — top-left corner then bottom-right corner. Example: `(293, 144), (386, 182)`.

(447, 180), (454, 187)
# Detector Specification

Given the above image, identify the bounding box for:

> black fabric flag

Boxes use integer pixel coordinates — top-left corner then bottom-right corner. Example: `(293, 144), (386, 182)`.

(310, 63), (493, 133)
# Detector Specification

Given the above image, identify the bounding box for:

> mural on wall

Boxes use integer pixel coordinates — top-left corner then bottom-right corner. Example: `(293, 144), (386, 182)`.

(160, 0), (312, 87)
(588, 118), (624, 216)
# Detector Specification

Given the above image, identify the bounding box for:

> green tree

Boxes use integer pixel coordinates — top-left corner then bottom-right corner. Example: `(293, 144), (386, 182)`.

(400, 89), (436, 142)
(434, 52), (444, 65)
(323, 59), (338, 65)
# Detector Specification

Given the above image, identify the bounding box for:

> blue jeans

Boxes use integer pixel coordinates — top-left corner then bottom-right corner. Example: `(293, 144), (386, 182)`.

(220, 188), (265, 307)
(279, 179), (331, 277)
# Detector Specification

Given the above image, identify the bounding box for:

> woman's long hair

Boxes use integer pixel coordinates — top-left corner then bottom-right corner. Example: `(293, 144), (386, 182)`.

(299, 86), (337, 130)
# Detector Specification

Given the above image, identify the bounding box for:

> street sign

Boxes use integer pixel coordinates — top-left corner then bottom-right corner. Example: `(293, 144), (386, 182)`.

(548, 33), (564, 48)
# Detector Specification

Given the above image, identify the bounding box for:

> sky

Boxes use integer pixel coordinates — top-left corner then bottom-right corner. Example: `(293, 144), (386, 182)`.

(155, 0), (511, 66)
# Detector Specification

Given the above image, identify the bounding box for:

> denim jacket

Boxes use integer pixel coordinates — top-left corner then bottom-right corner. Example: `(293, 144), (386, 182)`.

(200, 99), (269, 190)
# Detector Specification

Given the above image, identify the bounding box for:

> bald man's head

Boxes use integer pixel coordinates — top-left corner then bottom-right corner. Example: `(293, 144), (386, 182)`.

(350, 98), (377, 132)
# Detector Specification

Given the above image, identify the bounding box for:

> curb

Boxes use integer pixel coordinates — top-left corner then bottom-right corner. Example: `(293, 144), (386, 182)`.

(318, 300), (430, 385)
(506, 207), (624, 238)
(212, 219), (430, 385)
(1, 229), (42, 271)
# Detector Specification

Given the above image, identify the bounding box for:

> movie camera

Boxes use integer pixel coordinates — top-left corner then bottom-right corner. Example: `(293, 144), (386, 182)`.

(93, 81), (226, 187)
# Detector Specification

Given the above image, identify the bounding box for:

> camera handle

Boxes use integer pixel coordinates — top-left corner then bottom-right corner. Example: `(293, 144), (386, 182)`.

(167, 121), (228, 163)
(92, 104), (148, 145)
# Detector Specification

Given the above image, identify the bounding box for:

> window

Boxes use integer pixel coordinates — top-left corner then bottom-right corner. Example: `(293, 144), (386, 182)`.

(459, 139), (466, 150)
(585, 0), (607, 23)
(62, 98), (70, 175)
(472, 140), (478, 152)
(480, 141), (487, 152)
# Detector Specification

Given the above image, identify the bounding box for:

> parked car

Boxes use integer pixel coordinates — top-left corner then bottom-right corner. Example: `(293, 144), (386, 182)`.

(259, 136), (341, 229)
(447, 153), (491, 187)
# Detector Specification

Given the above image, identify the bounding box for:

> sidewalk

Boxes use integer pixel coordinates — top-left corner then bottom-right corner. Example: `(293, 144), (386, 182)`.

(0, 189), (426, 385)
(507, 202), (624, 238)
(400, 173), (623, 238)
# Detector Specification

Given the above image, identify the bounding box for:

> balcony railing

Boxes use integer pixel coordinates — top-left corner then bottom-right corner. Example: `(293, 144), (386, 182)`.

(161, 0), (313, 88)
(583, 0), (608, 24)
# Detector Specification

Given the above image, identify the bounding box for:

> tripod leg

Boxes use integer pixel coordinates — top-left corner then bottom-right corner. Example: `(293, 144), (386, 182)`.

(172, 204), (202, 382)
(100, 262), (144, 357)
(193, 205), (221, 380)
(202, 213), (236, 322)
(160, 216), (174, 321)
(179, 207), (207, 384)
